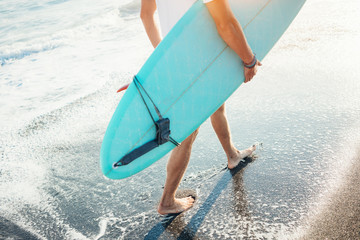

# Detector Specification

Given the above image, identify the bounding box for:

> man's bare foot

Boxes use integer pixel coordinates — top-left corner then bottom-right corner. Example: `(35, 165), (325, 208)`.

(228, 145), (256, 169)
(157, 196), (195, 215)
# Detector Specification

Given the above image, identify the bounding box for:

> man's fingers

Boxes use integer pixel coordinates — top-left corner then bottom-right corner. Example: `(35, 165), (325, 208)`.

(245, 74), (252, 83)
(244, 66), (260, 83)
(244, 74), (249, 83)
(244, 61), (261, 83)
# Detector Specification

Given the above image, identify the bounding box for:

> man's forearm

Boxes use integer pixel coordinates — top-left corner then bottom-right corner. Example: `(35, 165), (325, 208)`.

(216, 18), (254, 64)
(140, 0), (162, 48)
(206, 0), (254, 64)
(141, 15), (162, 48)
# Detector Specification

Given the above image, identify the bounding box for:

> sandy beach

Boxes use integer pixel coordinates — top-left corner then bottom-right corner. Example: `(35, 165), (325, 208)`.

(300, 148), (360, 239)
(1, 0), (359, 238)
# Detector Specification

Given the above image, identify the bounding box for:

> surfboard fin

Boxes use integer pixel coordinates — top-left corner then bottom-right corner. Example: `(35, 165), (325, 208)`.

(117, 83), (130, 93)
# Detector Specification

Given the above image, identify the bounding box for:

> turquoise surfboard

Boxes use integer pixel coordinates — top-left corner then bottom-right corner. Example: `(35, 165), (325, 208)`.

(101, 0), (306, 179)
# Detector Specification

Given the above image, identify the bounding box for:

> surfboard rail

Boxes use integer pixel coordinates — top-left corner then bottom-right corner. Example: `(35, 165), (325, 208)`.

(101, 0), (307, 179)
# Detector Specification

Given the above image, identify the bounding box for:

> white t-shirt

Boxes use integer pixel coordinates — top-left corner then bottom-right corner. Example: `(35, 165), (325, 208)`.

(155, 0), (213, 37)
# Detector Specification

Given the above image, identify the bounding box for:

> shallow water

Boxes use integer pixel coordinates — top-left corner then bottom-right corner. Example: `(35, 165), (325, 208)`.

(1, 0), (360, 239)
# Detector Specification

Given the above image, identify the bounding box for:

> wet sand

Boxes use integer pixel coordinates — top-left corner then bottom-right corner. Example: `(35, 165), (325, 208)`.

(301, 148), (360, 239)
(0, 216), (38, 240)
(1, 0), (359, 238)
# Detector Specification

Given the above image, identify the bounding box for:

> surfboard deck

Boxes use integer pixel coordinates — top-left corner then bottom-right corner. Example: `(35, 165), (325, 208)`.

(100, 0), (306, 179)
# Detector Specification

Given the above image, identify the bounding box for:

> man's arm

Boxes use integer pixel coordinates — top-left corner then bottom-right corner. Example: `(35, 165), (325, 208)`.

(205, 0), (261, 83)
(140, 0), (162, 48)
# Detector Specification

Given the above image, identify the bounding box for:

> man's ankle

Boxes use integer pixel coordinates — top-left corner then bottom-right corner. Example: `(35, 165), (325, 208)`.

(159, 197), (175, 207)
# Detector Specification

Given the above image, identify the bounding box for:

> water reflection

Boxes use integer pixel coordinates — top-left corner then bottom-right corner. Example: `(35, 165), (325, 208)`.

(230, 157), (253, 237)
(145, 156), (255, 239)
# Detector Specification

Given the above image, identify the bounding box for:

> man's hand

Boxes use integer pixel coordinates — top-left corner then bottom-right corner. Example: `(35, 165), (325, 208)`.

(244, 61), (262, 83)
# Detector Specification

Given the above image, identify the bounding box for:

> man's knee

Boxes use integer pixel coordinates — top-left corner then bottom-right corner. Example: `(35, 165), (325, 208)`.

(183, 128), (199, 145)
(192, 128), (200, 137)
(212, 103), (226, 117)
(217, 104), (225, 113)
(189, 128), (200, 140)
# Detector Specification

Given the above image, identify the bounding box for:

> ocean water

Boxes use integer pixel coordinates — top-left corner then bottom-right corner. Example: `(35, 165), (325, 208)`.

(0, 0), (149, 129)
(1, 0), (359, 239)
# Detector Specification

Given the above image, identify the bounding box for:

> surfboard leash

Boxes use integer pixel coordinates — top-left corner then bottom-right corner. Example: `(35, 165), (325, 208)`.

(113, 76), (180, 167)
(133, 76), (180, 147)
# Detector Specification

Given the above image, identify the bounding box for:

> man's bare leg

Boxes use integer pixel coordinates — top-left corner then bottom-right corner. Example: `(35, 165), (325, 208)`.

(210, 104), (256, 169)
(158, 129), (199, 215)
